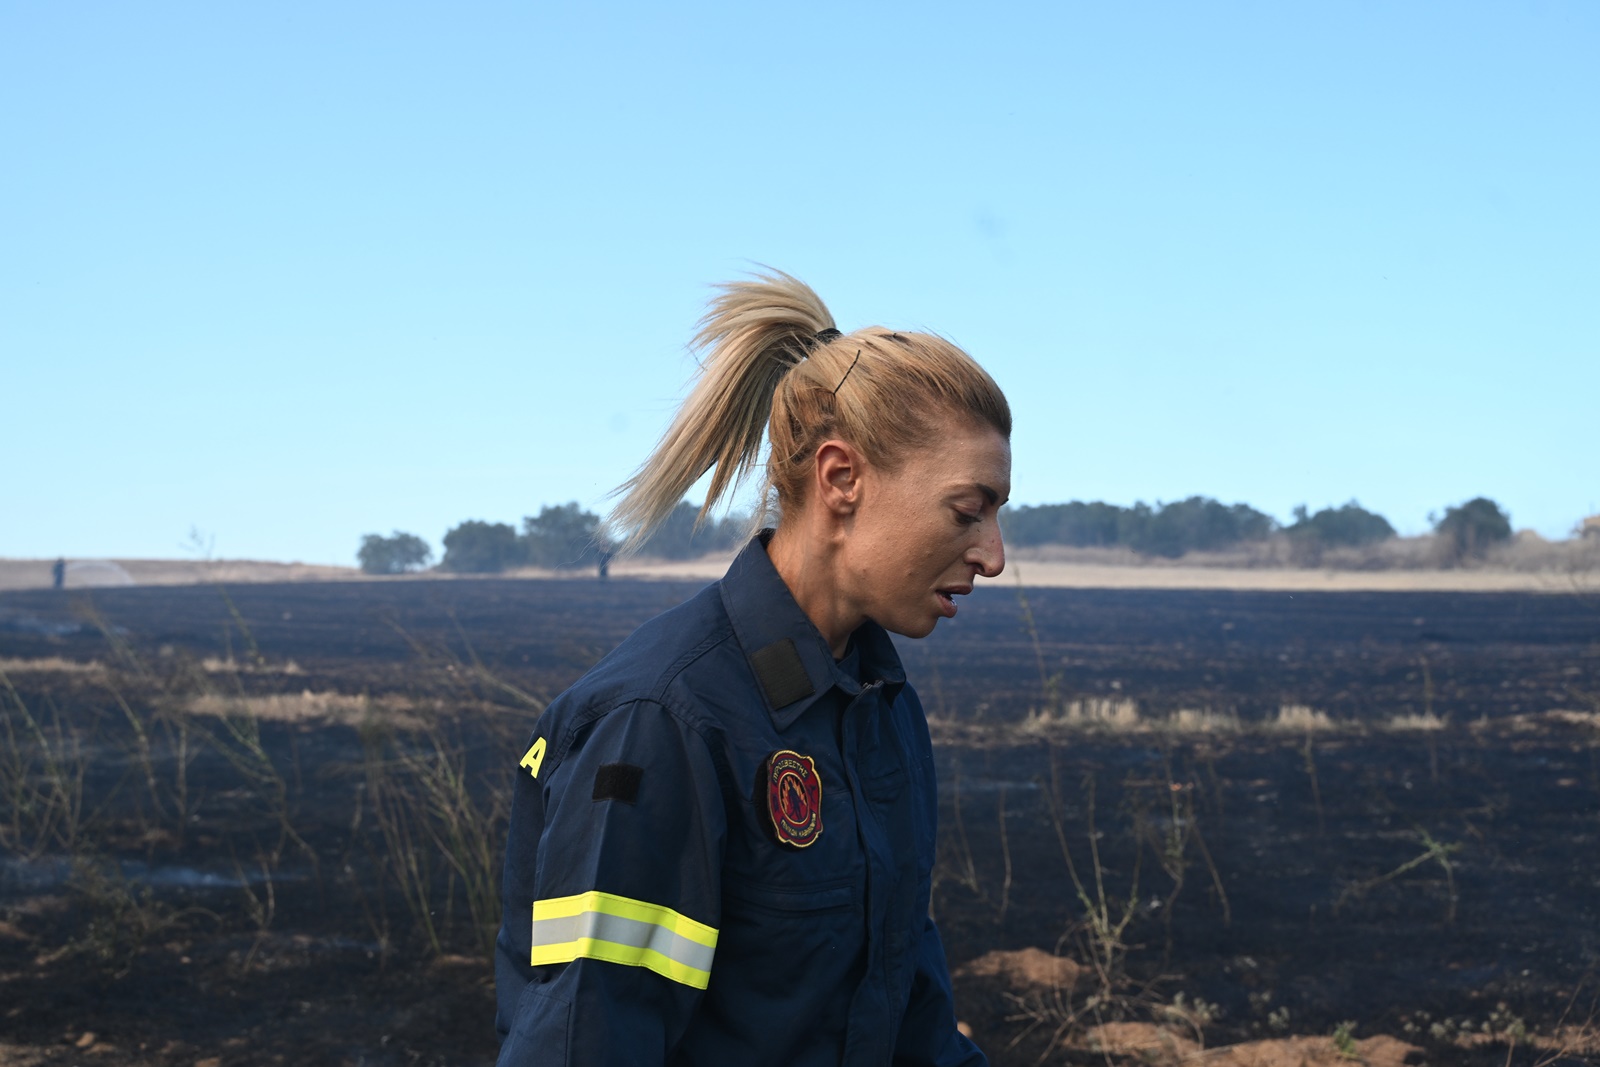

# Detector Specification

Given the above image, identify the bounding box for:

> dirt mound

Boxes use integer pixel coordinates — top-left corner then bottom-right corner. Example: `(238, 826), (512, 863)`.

(1086, 1023), (1420, 1065)
(954, 947), (1083, 993)
(1086, 1021), (1200, 1059)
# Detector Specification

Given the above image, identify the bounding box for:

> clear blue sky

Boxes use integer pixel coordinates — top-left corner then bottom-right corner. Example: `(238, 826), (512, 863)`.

(4, 2), (1596, 564)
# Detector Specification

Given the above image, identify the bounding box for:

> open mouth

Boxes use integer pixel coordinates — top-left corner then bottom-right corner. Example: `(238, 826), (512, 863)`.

(936, 586), (972, 618)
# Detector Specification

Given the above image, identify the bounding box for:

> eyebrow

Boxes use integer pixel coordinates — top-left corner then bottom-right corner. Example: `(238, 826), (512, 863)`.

(975, 483), (1003, 507)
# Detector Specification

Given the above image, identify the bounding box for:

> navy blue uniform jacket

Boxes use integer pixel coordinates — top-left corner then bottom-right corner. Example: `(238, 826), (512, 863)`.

(494, 535), (985, 1066)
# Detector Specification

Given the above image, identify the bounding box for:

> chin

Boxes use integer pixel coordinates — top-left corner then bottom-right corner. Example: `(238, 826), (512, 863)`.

(883, 615), (940, 641)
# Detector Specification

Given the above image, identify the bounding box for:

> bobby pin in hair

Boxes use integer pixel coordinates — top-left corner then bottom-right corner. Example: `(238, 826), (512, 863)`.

(832, 350), (861, 396)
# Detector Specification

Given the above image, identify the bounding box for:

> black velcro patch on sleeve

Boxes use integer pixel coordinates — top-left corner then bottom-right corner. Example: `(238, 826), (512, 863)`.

(592, 763), (644, 804)
(749, 637), (815, 710)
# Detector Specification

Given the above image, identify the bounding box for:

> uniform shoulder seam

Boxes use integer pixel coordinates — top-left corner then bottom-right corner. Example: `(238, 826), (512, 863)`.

(553, 693), (733, 805)
(645, 618), (733, 708)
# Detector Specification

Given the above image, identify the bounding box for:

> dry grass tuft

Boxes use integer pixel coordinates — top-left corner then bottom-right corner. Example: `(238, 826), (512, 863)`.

(199, 657), (304, 676)
(1269, 704), (1335, 731)
(1548, 709), (1600, 731)
(1386, 712), (1447, 731)
(1012, 703), (1274, 738)
(1019, 698), (1142, 734)
(186, 690), (383, 724)
(1167, 707), (1243, 733)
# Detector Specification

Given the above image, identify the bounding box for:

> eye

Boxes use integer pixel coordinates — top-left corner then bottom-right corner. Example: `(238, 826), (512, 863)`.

(955, 510), (982, 526)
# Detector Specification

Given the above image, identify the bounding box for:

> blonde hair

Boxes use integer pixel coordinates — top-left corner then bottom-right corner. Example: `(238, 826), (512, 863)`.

(607, 270), (1010, 553)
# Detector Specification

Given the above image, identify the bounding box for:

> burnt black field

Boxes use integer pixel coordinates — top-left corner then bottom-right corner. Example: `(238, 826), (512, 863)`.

(1, 578), (1597, 1065)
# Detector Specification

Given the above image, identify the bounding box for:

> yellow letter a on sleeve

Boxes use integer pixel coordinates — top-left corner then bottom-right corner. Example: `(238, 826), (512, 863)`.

(520, 737), (547, 779)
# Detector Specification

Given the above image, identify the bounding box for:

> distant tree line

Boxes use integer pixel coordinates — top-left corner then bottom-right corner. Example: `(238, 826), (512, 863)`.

(1001, 495), (1512, 562)
(358, 501), (748, 575)
(1001, 497), (1277, 558)
(359, 496), (1516, 575)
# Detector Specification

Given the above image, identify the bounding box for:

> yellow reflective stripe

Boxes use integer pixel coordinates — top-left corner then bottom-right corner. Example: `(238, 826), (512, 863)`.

(530, 891), (718, 990)
(534, 891), (718, 946)
(532, 936), (712, 989)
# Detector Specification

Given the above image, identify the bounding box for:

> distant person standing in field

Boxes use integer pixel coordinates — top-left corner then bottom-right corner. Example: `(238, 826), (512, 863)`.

(52, 558), (65, 590)
(494, 271), (1010, 1066)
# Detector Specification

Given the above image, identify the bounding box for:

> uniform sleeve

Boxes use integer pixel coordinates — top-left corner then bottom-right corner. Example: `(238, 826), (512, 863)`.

(894, 681), (986, 1067)
(494, 699), (727, 1066)
(893, 915), (987, 1066)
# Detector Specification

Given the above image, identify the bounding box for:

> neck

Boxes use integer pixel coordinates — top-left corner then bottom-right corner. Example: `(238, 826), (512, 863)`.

(765, 518), (861, 659)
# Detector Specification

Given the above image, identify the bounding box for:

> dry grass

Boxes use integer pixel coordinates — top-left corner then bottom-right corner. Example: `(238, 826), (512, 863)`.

(0, 657), (104, 675)
(1385, 712), (1447, 731)
(0, 558), (362, 591)
(1169, 707), (1244, 733)
(1268, 705), (1335, 732)
(0, 554), (739, 591)
(198, 657), (304, 676)
(990, 533), (1600, 592)
(185, 689), (401, 724)
(989, 559), (1590, 592)
(930, 699), (1600, 748)
(1009, 701), (1340, 739)
(1020, 698), (1142, 733)
(7, 533), (1598, 593)
(1548, 709), (1600, 732)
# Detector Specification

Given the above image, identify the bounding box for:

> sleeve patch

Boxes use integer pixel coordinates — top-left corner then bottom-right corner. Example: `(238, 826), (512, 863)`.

(520, 737), (547, 779)
(749, 637), (815, 710)
(592, 763), (644, 804)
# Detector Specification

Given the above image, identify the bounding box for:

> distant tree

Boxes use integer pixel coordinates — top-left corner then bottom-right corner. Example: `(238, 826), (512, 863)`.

(1434, 497), (1512, 561)
(440, 520), (522, 573)
(522, 503), (607, 569)
(357, 531), (433, 575)
(1286, 501), (1396, 548)
(636, 501), (746, 559)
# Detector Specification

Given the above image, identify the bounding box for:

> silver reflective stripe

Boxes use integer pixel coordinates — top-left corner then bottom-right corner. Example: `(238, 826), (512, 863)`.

(533, 909), (716, 975)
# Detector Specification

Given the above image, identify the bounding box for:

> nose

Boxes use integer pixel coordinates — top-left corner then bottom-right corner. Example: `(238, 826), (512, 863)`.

(971, 520), (1005, 579)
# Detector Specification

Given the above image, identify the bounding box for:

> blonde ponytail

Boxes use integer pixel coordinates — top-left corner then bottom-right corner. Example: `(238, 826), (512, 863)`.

(607, 270), (833, 552)
(607, 270), (1010, 554)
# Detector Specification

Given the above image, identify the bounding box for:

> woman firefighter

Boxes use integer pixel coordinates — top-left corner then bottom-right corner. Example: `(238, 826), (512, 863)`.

(494, 270), (1010, 1066)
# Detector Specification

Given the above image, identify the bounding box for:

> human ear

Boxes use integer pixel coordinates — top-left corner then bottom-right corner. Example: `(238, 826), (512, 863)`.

(813, 440), (861, 517)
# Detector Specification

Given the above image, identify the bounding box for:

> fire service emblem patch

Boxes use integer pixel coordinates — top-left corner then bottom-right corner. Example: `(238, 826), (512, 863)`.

(763, 749), (823, 849)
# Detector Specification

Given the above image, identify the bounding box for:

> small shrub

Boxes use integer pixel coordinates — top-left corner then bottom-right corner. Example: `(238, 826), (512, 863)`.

(67, 859), (214, 978)
(1332, 1020), (1359, 1058)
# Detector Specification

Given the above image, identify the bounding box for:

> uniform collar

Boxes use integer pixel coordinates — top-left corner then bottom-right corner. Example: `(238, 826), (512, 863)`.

(718, 531), (907, 731)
